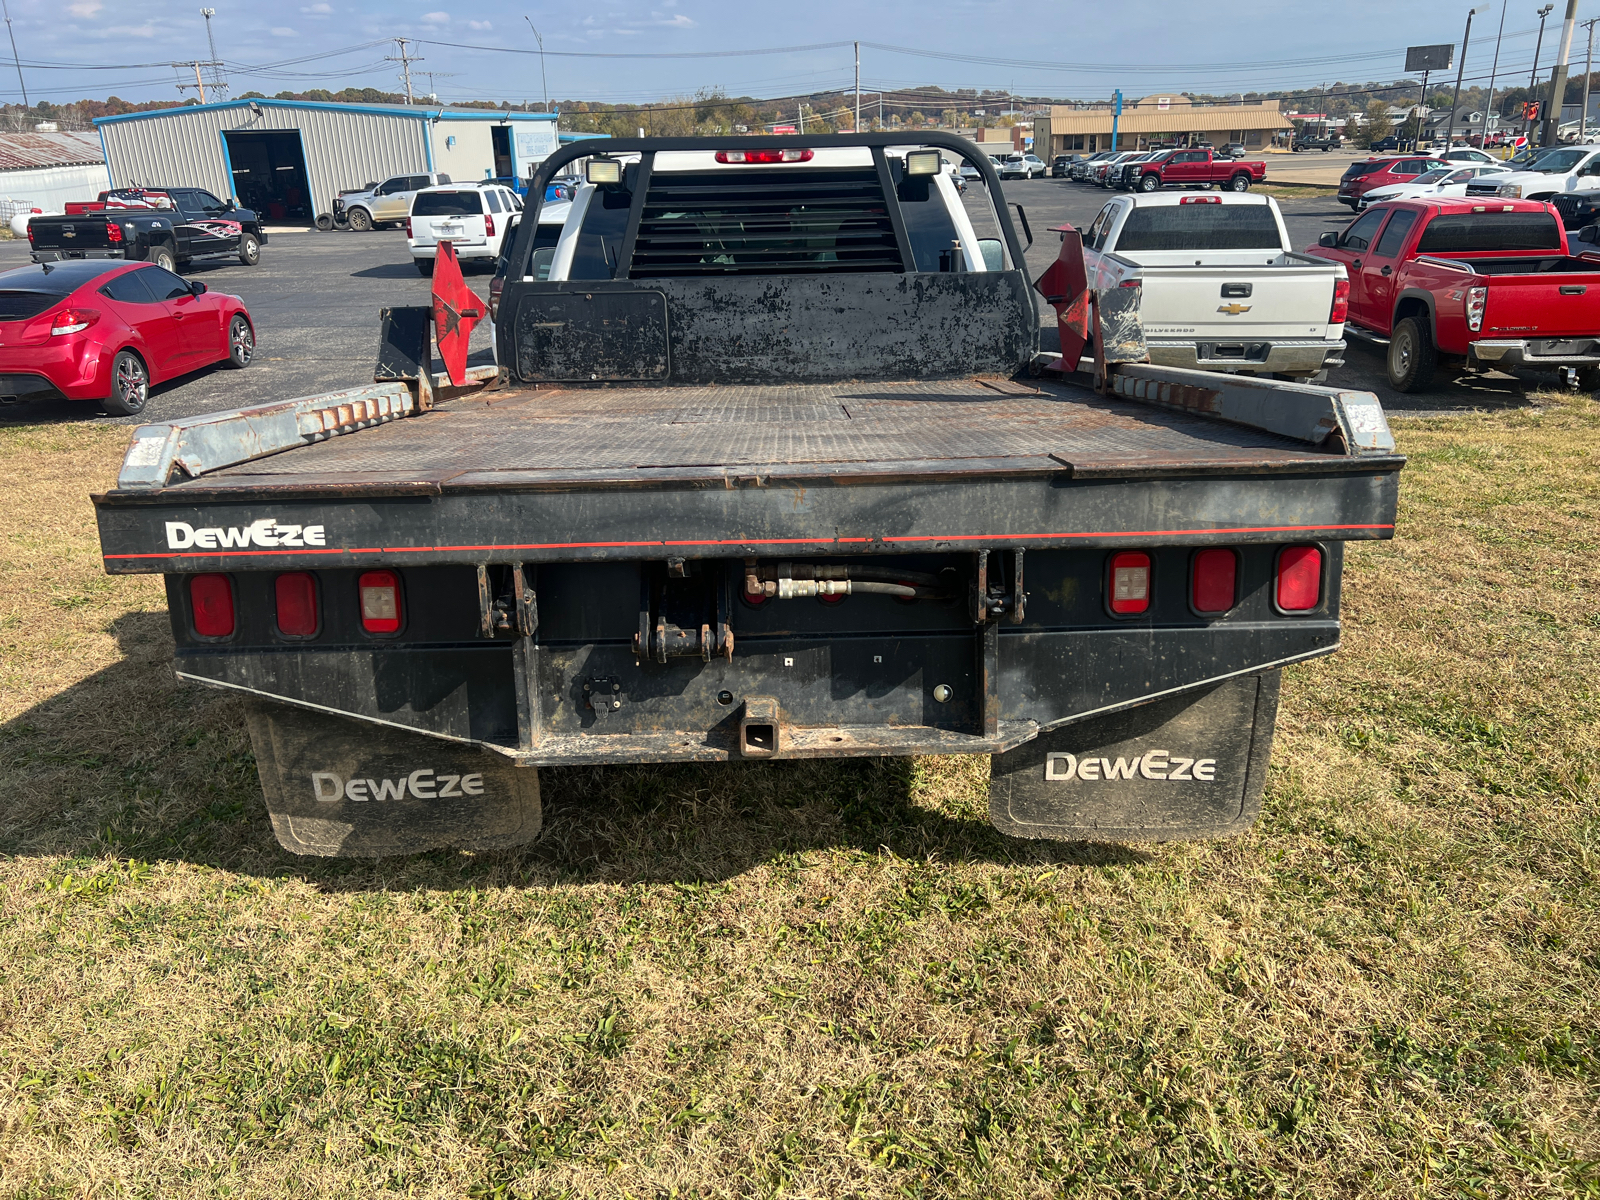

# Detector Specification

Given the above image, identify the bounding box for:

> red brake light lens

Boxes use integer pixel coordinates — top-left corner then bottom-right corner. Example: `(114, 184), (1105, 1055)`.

(1191, 548), (1237, 615)
(1178, 194), (1221, 204)
(105, 219), (124, 244)
(359, 570), (402, 633)
(189, 574), (235, 637)
(1108, 551), (1151, 615)
(1276, 546), (1323, 611)
(485, 212), (495, 237)
(275, 572), (318, 637)
(1330, 277), (1350, 325)
(405, 218), (412, 238)
(50, 308), (100, 336)
(714, 148), (814, 164)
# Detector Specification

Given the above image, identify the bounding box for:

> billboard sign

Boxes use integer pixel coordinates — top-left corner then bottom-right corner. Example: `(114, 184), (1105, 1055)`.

(513, 123), (559, 177)
(1405, 44), (1454, 73)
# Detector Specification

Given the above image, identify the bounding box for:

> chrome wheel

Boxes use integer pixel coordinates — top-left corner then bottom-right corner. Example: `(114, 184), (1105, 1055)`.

(228, 315), (254, 367)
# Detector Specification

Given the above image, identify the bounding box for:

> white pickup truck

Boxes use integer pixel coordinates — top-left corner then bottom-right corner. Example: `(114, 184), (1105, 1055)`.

(1082, 192), (1349, 380)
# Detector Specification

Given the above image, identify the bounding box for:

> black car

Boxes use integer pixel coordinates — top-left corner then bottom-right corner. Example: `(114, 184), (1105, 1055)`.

(1051, 154), (1080, 177)
(1370, 136), (1402, 153)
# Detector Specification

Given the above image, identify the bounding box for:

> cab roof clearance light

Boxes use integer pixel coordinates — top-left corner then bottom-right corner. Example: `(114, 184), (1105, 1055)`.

(714, 148), (814, 164)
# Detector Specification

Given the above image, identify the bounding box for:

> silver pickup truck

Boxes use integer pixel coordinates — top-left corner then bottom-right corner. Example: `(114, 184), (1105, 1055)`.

(1081, 192), (1349, 380)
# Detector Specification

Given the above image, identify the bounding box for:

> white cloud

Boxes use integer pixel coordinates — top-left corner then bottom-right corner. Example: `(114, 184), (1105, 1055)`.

(300, 2), (333, 13)
(95, 22), (155, 37)
(420, 9), (449, 20)
(650, 12), (694, 26)
(467, 18), (490, 29)
(66, 0), (102, 15)
(270, 25), (298, 35)
(613, 27), (640, 34)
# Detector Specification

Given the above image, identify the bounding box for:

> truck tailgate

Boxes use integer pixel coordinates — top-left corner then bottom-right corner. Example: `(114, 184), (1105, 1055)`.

(30, 217), (119, 252)
(1134, 260), (1338, 340)
(1482, 271), (1600, 339)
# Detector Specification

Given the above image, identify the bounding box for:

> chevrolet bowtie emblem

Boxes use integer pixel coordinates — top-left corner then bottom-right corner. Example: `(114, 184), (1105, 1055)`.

(1217, 302), (1252, 315)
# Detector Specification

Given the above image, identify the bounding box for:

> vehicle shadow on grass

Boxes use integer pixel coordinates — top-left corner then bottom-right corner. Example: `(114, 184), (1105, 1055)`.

(0, 367), (229, 427)
(0, 611), (1146, 892)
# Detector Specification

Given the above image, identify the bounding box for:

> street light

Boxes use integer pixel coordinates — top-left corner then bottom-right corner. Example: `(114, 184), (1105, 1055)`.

(1530, 3), (1555, 142)
(1446, 5), (1491, 148)
(1483, 2), (1508, 148)
(523, 16), (549, 113)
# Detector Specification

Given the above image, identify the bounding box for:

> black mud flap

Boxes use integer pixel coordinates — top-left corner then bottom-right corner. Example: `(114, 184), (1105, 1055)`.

(989, 671), (1279, 842)
(244, 702), (541, 858)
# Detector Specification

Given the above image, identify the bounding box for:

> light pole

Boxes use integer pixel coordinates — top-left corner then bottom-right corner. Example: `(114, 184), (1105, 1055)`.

(2, 0), (28, 109)
(1530, 4), (1555, 142)
(523, 16), (549, 112)
(1540, 0), (1580, 147)
(1447, 6), (1490, 147)
(1581, 17), (1598, 140)
(1483, 1), (1508, 147)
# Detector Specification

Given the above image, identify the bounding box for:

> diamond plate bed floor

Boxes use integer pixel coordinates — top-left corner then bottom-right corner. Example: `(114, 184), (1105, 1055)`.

(185, 377), (1346, 493)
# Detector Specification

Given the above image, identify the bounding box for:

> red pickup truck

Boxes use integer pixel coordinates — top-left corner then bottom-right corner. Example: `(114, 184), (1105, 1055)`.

(1306, 197), (1600, 391)
(1132, 148), (1267, 193)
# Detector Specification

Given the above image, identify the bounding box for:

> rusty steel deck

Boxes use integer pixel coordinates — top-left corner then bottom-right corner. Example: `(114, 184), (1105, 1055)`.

(170, 376), (1354, 496)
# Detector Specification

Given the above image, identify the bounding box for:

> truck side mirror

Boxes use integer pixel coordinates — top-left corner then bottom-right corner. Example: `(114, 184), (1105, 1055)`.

(189, 281), (208, 296)
(1579, 224), (1600, 243)
(1318, 232), (1340, 248)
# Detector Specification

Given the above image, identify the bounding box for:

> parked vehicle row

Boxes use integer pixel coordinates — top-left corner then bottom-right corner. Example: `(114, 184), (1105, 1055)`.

(1065, 147), (1265, 193)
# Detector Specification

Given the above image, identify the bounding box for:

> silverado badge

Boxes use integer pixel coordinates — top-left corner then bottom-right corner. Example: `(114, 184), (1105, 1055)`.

(1217, 302), (1251, 315)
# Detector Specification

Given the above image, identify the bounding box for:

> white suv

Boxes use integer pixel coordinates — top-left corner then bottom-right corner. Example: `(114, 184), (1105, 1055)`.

(407, 183), (523, 275)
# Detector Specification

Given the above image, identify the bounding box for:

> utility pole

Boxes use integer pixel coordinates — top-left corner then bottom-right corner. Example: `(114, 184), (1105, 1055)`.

(1, 0), (28, 109)
(1447, 6), (1490, 148)
(200, 8), (227, 97)
(1530, 4), (1554, 142)
(854, 41), (860, 132)
(386, 37), (422, 106)
(420, 71), (459, 102)
(1483, 1), (1507, 148)
(1581, 17), (1599, 140)
(523, 17), (549, 112)
(173, 60), (223, 103)
(1542, 0), (1580, 147)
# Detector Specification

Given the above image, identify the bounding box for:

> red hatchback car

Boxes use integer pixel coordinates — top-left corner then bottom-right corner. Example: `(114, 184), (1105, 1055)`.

(0, 259), (254, 416)
(1336, 155), (1447, 210)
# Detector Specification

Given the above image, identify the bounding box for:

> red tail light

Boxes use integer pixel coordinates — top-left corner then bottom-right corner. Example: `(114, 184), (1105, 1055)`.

(1108, 551), (1151, 615)
(715, 148), (814, 164)
(405, 218), (412, 238)
(189, 574), (235, 637)
(359, 570), (402, 633)
(1276, 546), (1323, 611)
(485, 213), (495, 237)
(1330, 277), (1350, 325)
(50, 308), (100, 336)
(1191, 548), (1237, 615)
(274, 572), (318, 637)
(25, 220), (34, 243)
(105, 220), (124, 244)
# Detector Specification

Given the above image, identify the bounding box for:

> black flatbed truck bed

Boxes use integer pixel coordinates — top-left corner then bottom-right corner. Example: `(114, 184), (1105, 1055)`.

(90, 132), (1403, 858)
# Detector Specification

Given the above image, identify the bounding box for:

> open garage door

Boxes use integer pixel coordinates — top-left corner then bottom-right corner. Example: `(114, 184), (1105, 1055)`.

(223, 129), (311, 222)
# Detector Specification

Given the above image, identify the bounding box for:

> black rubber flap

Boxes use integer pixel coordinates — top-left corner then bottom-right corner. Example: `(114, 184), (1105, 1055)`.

(513, 290), (669, 381)
(245, 701), (541, 857)
(989, 670), (1279, 842)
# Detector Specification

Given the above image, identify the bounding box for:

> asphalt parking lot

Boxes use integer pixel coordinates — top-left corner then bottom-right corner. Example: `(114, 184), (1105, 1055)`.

(0, 174), (1566, 428)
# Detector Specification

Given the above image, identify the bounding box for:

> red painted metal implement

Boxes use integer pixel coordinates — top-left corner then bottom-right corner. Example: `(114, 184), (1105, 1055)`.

(1035, 224), (1090, 372)
(429, 241), (483, 387)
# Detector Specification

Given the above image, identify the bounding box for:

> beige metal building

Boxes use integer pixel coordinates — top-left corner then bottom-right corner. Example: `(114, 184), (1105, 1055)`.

(1038, 95), (1293, 155)
(94, 99), (562, 223)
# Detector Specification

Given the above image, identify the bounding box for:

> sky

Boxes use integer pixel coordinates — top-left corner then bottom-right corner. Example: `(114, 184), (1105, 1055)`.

(0, 0), (1584, 111)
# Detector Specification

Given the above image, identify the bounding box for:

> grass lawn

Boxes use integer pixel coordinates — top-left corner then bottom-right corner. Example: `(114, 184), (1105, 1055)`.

(1, 396), (1597, 1197)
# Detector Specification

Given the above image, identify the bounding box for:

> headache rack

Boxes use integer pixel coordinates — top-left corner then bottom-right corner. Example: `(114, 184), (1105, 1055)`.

(630, 167), (903, 277)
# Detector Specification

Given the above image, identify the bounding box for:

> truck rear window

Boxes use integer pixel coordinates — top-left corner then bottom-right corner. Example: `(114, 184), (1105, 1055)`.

(629, 168), (903, 277)
(0, 291), (60, 320)
(413, 191), (483, 216)
(1115, 204), (1281, 252)
(1415, 212), (1562, 252)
